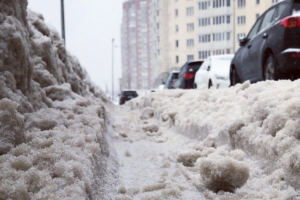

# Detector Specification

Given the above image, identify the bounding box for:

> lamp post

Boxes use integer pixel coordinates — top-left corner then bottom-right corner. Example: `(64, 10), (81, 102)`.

(61, 0), (66, 44)
(112, 38), (115, 100)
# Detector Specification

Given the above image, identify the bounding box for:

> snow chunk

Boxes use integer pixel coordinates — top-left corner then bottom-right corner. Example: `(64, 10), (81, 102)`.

(0, 98), (25, 155)
(199, 155), (249, 192)
(140, 107), (154, 120)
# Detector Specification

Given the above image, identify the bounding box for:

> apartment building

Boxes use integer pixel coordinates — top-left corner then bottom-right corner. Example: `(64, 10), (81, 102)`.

(234, 0), (277, 51)
(121, 0), (151, 90)
(197, 0), (234, 59)
(168, 0), (199, 68)
(149, 0), (170, 75)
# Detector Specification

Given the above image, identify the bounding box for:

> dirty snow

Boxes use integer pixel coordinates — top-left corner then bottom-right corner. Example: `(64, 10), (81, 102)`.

(126, 80), (300, 199)
(2, 1), (300, 199)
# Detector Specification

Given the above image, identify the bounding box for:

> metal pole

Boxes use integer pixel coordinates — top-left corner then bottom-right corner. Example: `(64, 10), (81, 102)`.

(61, 0), (66, 44)
(233, 0), (236, 53)
(112, 39), (115, 100)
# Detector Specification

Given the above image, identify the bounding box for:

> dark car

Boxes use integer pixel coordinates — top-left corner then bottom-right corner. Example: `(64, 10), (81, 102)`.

(176, 61), (204, 89)
(119, 90), (138, 105)
(164, 71), (179, 89)
(230, 0), (300, 85)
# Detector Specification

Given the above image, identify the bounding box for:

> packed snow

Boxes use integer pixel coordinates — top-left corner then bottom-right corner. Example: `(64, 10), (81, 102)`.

(0, 1), (115, 199)
(2, 1), (300, 199)
(125, 81), (300, 199)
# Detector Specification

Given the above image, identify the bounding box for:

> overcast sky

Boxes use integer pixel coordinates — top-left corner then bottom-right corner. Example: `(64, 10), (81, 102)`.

(28, 0), (124, 94)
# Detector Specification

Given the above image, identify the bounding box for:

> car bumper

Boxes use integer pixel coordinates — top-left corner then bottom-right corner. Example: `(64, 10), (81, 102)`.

(277, 49), (300, 77)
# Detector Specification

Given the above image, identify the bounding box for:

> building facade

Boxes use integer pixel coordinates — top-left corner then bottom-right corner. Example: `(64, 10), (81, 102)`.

(197, 0), (234, 60)
(168, 0), (199, 68)
(121, 0), (151, 90)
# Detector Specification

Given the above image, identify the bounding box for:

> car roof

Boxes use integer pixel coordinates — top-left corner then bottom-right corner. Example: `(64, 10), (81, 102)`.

(187, 60), (204, 65)
(207, 54), (235, 59)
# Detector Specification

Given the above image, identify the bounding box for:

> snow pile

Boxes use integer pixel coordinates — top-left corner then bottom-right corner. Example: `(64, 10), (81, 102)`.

(0, 1), (114, 199)
(128, 80), (300, 199)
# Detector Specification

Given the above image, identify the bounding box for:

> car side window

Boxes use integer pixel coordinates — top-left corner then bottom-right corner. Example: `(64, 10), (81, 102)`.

(259, 8), (276, 32)
(274, 3), (287, 21)
(247, 17), (263, 41)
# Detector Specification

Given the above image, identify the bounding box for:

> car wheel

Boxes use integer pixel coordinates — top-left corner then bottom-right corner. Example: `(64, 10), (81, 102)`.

(230, 67), (240, 86)
(208, 80), (213, 89)
(264, 55), (277, 80)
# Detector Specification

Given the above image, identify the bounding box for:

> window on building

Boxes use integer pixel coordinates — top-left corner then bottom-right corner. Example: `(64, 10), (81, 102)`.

(272, 0), (279, 4)
(175, 25), (179, 32)
(237, 16), (246, 24)
(237, 0), (246, 7)
(227, 0), (230, 6)
(175, 9), (178, 17)
(187, 39), (194, 47)
(176, 40), (179, 47)
(199, 1), (210, 10)
(157, 23), (159, 30)
(187, 23), (194, 31)
(256, 0), (260, 4)
(187, 55), (194, 62)
(176, 56), (179, 63)
(226, 32), (231, 40)
(157, 10), (159, 16)
(199, 51), (211, 59)
(256, 13), (260, 19)
(227, 15), (231, 23)
(187, 7), (194, 15)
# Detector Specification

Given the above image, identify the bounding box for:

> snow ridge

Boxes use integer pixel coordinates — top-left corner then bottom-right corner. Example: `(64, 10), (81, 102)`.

(128, 81), (300, 199)
(0, 1), (115, 199)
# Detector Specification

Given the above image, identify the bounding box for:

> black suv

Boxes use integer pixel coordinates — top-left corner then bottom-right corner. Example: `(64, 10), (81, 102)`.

(230, 0), (300, 85)
(176, 61), (204, 89)
(119, 90), (138, 105)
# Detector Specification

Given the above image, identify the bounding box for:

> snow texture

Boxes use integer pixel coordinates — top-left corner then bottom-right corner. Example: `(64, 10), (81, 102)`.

(0, 1), (115, 199)
(127, 80), (300, 199)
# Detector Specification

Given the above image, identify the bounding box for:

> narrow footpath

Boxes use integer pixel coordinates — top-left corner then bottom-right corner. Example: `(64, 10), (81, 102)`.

(107, 107), (206, 200)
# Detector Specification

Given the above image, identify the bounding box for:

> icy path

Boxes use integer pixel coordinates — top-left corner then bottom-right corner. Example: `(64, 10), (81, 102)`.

(110, 108), (206, 200)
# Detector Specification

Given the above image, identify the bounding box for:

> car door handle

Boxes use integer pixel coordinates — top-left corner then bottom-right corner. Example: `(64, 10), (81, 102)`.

(247, 44), (252, 49)
(263, 33), (268, 39)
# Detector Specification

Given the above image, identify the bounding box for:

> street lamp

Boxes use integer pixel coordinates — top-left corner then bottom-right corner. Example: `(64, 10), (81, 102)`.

(61, 0), (66, 44)
(112, 38), (115, 100)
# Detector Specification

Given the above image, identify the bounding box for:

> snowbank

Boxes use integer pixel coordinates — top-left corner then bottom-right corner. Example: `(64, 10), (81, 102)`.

(0, 1), (114, 199)
(128, 80), (300, 199)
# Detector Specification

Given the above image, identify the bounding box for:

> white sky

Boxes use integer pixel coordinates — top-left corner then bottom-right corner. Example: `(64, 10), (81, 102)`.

(28, 0), (124, 94)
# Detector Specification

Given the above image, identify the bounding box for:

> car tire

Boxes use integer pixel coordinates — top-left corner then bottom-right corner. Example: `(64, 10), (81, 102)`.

(264, 55), (277, 80)
(208, 80), (213, 89)
(230, 67), (241, 86)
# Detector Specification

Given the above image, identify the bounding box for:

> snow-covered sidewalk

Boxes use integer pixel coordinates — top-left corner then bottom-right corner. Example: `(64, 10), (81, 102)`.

(110, 109), (206, 199)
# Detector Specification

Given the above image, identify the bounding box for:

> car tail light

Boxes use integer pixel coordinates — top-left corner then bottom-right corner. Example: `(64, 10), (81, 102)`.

(280, 16), (300, 28)
(121, 96), (126, 99)
(291, 52), (300, 57)
(183, 73), (194, 80)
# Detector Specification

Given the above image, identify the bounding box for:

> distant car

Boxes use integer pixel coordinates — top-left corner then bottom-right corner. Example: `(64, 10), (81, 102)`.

(230, 0), (300, 85)
(195, 55), (234, 89)
(175, 60), (204, 89)
(119, 90), (138, 105)
(164, 71), (179, 89)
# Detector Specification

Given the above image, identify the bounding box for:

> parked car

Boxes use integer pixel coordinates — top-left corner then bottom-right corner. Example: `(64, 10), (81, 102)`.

(230, 0), (300, 86)
(119, 90), (138, 105)
(164, 71), (179, 89)
(175, 60), (204, 89)
(195, 55), (234, 89)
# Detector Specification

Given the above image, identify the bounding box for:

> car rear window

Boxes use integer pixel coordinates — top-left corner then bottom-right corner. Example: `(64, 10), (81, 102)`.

(187, 62), (203, 72)
(294, 0), (300, 12)
(172, 73), (179, 79)
(123, 91), (137, 96)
